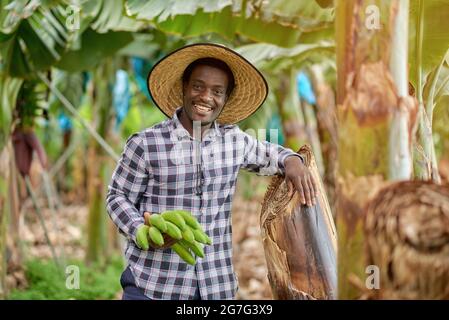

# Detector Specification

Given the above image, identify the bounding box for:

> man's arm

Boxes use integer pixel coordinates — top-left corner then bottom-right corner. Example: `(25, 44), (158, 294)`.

(240, 128), (303, 176)
(240, 129), (317, 206)
(106, 133), (148, 244)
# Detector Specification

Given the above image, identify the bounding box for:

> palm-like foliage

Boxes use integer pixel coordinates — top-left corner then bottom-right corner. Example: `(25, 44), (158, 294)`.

(0, 0), (73, 77)
(124, 0), (334, 47)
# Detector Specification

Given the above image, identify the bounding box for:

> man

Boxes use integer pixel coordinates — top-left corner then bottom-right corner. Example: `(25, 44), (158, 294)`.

(106, 43), (317, 300)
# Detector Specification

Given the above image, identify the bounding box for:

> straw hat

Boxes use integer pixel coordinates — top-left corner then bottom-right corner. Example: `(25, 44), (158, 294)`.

(147, 43), (268, 124)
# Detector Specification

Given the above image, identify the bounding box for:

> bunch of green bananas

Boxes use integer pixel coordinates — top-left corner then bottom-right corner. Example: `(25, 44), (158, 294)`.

(136, 210), (212, 265)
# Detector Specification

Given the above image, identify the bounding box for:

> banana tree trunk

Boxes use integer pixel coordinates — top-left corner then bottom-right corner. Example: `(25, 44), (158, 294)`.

(260, 145), (337, 299)
(364, 181), (449, 299)
(309, 65), (338, 214)
(335, 0), (417, 299)
(0, 145), (10, 299)
(86, 60), (115, 264)
(300, 100), (325, 177)
(276, 71), (308, 151)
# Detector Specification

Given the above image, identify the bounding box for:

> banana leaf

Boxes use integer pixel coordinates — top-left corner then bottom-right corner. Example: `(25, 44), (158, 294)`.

(0, 75), (23, 151)
(55, 28), (133, 72)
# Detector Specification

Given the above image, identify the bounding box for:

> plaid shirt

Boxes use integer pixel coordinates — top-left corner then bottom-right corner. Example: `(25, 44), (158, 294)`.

(106, 107), (301, 300)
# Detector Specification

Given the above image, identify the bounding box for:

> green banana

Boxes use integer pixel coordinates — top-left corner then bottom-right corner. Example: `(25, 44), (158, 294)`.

(149, 214), (168, 233)
(136, 225), (150, 250)
(192, 229), (207, 244)
(171, 242), (196, 265)
(180, 239), (205, 258)
(181, 227), (195, 244)
(148, 226), (165, 246)
(165, 221), (183, 240)
(161, 211), (186, 230)
(198, 229), (212, 245)
(175, 210), (201, 229)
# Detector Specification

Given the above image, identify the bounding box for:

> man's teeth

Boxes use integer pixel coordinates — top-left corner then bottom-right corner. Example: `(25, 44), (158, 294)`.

(195, 104), (212, 112)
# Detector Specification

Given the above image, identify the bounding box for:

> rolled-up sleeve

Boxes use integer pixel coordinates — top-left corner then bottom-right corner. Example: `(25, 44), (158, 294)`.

(240, 130), (303, 176)
(106, 133), (149, 243)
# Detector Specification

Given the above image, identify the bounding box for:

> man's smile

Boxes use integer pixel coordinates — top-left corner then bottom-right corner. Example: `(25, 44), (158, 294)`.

(193, 103), (214, 115)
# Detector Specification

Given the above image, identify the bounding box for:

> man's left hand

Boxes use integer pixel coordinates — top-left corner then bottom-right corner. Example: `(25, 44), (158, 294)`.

(284, 156), (317, 207)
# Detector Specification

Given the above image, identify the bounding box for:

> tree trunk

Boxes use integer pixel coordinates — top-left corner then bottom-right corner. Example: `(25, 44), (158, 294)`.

(86, 60), (115, 264)
(276, 71), (308, 151)
(310, 65), (338, 214)
(0, 144), (11, 298)
(300, 100), (325, 177)
(260, 145), (337, 299)
(335, 0), (418, 299)
(364, 181), (449, 299)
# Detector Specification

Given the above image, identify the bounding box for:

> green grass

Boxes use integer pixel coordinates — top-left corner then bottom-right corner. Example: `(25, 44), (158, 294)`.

(7, 256), (124, 300)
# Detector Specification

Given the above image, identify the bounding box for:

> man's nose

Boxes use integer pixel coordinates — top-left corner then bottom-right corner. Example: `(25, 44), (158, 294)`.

(199, 89), (213, 102)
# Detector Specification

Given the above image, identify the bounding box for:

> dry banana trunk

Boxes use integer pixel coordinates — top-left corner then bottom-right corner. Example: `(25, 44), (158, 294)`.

(364, 181), (449, 299)
(260, 145), (337, 299)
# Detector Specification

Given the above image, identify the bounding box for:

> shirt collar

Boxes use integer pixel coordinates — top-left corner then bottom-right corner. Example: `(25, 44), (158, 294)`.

(171, 107), (222, 141)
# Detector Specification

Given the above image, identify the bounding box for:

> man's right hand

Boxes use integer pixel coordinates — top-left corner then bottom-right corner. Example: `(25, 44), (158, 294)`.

(136, 212), (178, 250)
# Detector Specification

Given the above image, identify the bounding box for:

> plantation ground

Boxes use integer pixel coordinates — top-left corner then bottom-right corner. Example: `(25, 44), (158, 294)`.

(6, 174), (273, 300)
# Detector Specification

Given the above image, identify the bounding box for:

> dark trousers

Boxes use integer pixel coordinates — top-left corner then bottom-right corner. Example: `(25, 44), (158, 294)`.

(120, 266), (201, 300)
(120, 266), (151, 300)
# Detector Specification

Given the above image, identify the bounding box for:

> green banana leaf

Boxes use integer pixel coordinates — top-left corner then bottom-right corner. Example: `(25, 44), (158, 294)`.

(83, 0), (145, 33)
(423, 50), (449, 112)
(48, 70), (84, 113)
(236, 41), (335, 72)
(124, 0), (333, 47)
(263, 0), (334, 23)
(409, 0), (449, 85)
(0, 0), (74, 78)
(0, 75), (23, 150)
(55, 28), (133, 72)
(0, 0), (41, 34)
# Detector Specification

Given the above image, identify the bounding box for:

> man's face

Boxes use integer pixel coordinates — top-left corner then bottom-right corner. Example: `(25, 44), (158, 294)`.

(182, 65), (229, 126)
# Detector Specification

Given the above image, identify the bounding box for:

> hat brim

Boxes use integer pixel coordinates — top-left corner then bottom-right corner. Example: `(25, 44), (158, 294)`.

(147, 43), (268, 124)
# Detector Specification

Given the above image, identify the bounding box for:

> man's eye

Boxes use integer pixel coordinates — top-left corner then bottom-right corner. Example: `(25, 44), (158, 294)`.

(214, 90), (224, 96)
(193, 84), (202, 90)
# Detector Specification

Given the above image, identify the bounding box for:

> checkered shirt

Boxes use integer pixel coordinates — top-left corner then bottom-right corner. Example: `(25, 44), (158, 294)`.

(106, 108), (301, 300)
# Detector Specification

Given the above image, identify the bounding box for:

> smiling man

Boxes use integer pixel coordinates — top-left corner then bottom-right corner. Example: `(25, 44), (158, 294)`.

(106, 43), (317, 300)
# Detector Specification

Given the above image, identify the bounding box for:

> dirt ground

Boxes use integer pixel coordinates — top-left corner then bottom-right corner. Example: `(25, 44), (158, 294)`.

(7, 175), (274, 300)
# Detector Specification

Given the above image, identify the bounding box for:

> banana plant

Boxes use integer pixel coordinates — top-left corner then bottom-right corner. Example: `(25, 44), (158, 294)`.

(0, 0), (75, 78)
(0, 75), (23, 151)
(335, 0), (449, 299)
(0, 74), (22, 298)
(124, 0), (334, 47)
(410, 0), (449, 182)
(335, 0), (409, 299)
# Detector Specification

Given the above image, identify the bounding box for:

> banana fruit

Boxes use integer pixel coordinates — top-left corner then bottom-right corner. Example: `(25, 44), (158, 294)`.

(165, 221), (183, 240)
(149, 214), (167, 233)
(143, 210), (213, 265)
(161, 211), (186, 231)
(181, 227), (195, 244)
(180, 239), (205, 258)
(171, 242), (196, 265)
(176, 210), (202, 229)
(148, 226), (164, 246)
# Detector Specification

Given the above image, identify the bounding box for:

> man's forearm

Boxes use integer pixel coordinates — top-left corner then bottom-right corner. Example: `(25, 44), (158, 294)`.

(106, 188), (145, 243)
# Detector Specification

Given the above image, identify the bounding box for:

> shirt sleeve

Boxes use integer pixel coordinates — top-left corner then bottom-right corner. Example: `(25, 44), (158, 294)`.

(106, 133), (148, 243)
(240, 129), (304, 176)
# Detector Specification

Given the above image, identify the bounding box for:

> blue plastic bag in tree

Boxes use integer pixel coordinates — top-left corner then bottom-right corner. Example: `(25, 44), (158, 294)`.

(266, 113), (285, 146)
(296, 72), (316, 105)
(113, 69), (130, 130)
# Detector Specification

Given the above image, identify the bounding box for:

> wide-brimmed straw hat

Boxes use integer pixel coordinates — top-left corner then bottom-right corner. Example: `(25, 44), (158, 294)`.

(147, 43), (268, 124)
